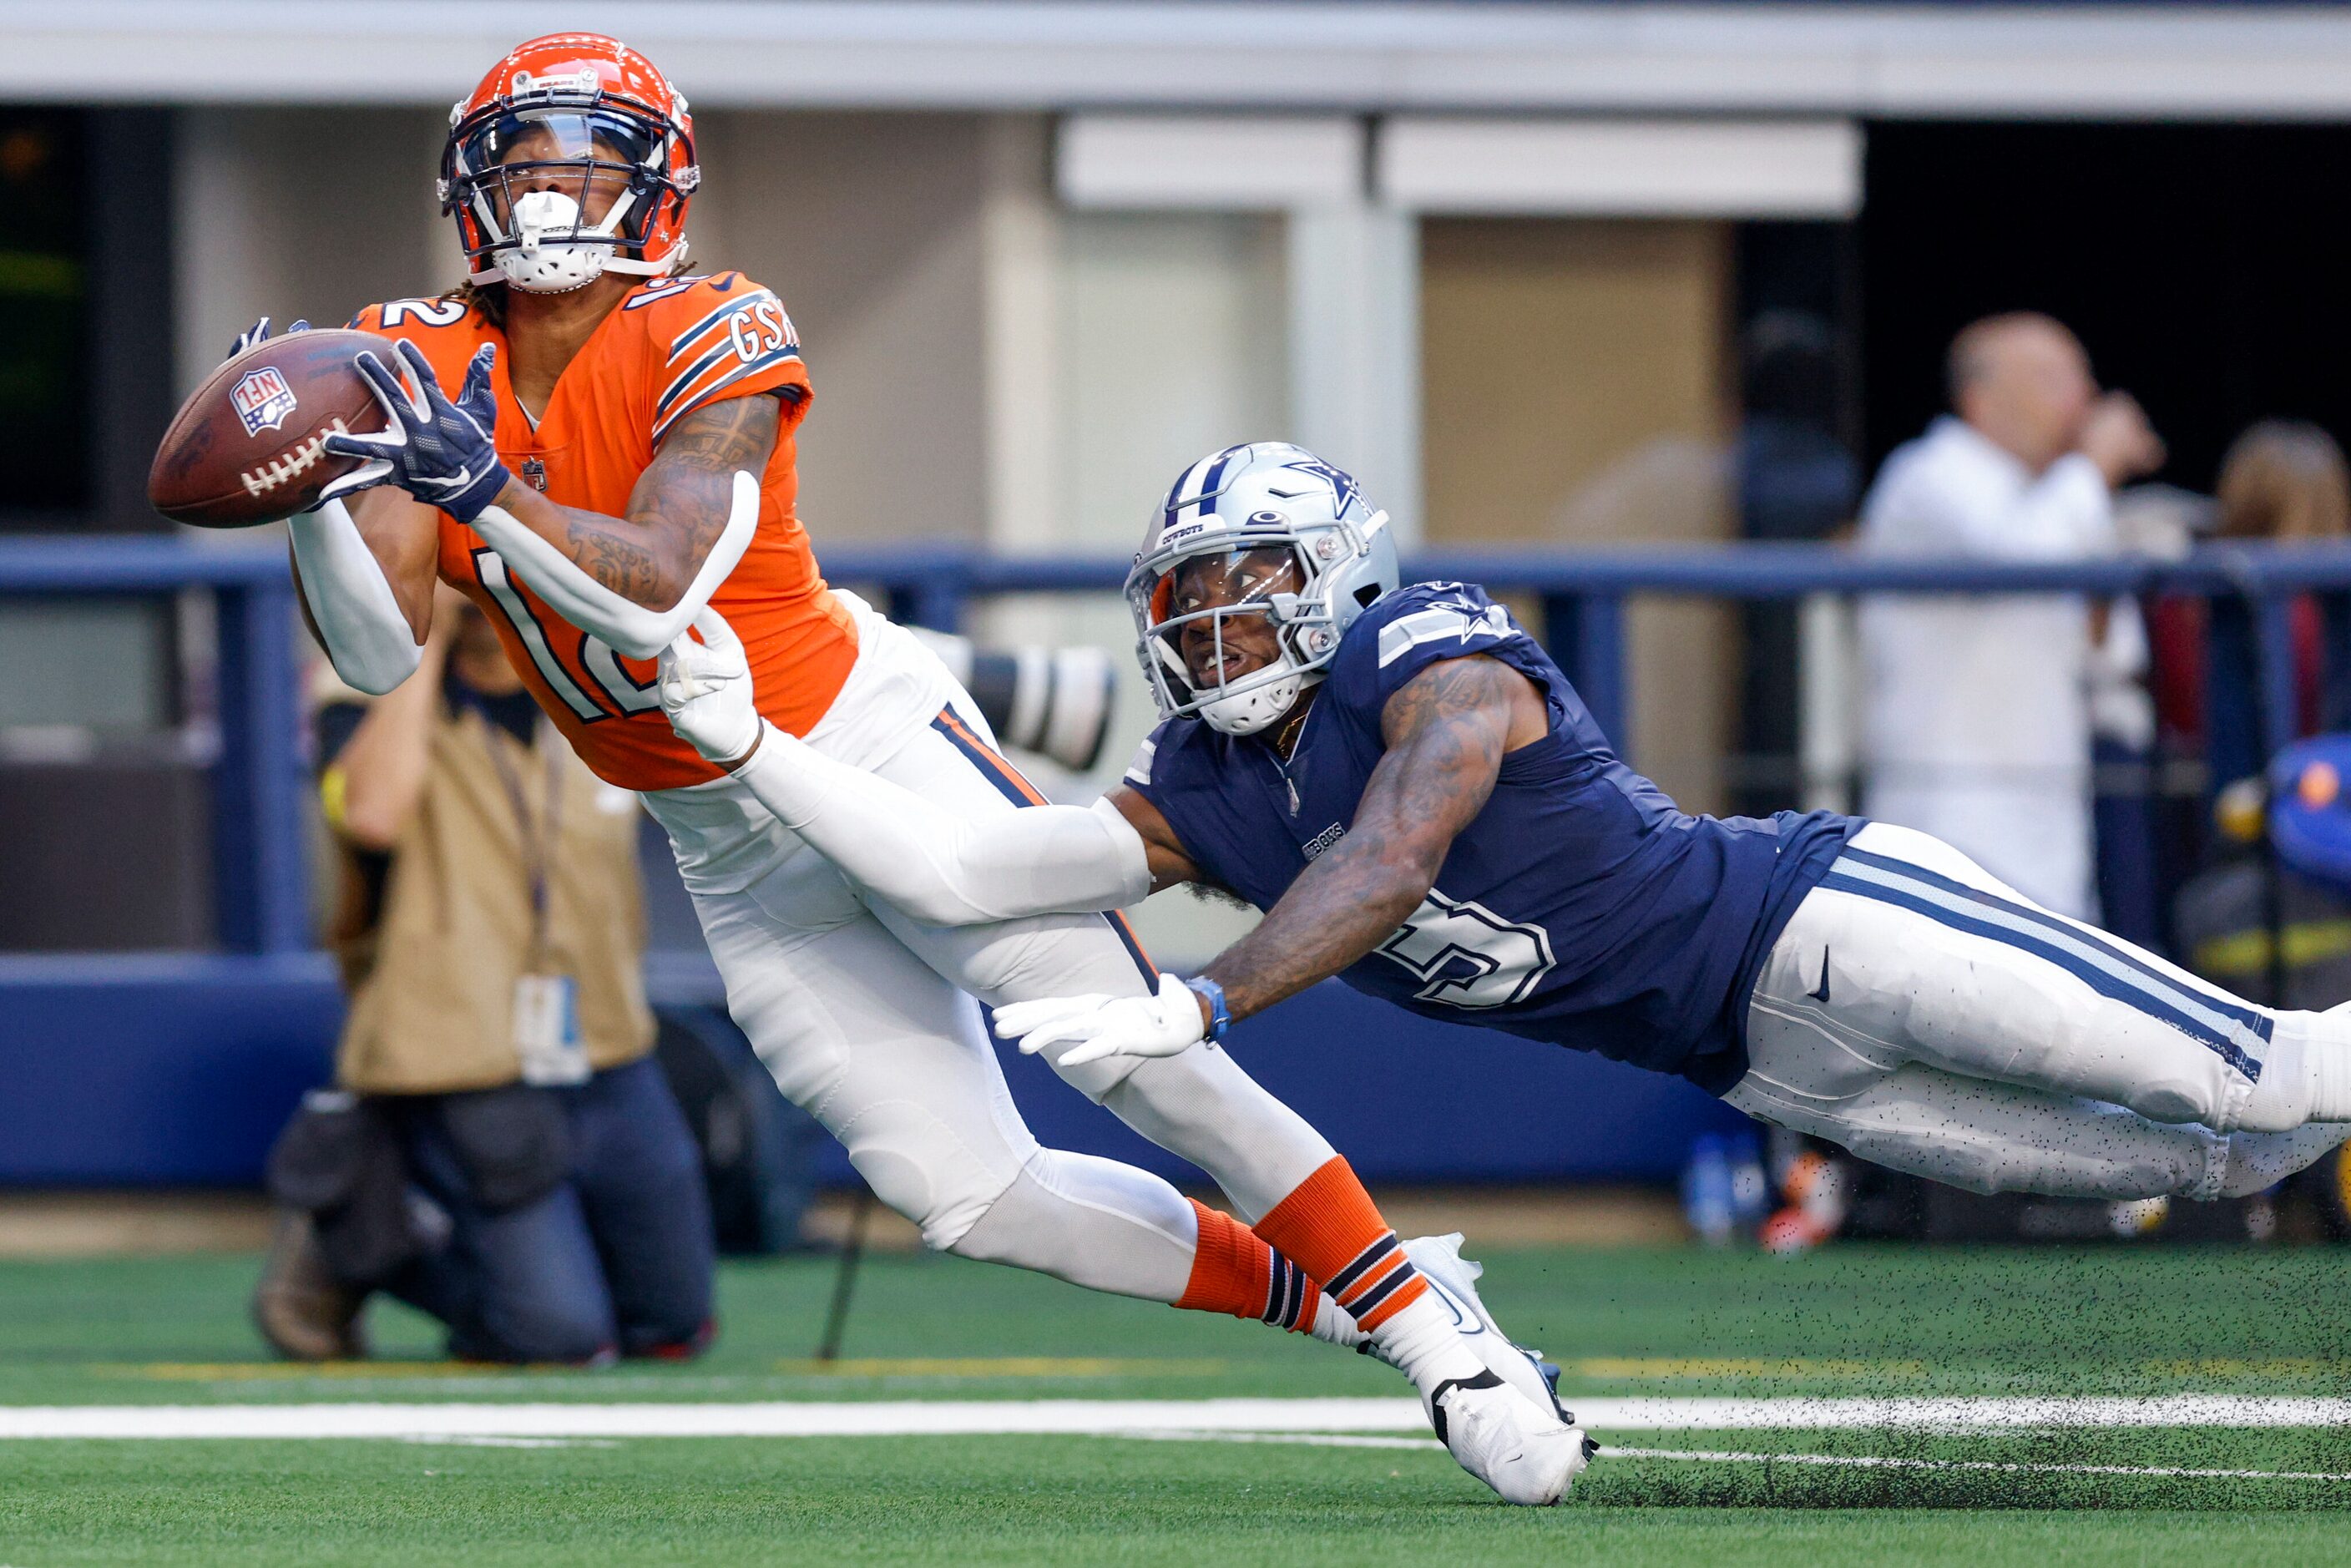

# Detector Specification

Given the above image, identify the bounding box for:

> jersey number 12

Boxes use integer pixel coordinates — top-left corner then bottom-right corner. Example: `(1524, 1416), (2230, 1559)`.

(472, 548), (659, 721)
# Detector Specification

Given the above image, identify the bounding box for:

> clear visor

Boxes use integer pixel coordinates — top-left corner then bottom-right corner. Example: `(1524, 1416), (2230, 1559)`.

(462, 110), (651, 234)
(1144, 545), (1304, 695)
(478, 109), (653, 168)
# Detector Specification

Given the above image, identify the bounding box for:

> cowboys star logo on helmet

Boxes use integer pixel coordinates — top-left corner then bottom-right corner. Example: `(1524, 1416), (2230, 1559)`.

(1274, 455), (1362, 518)
(1125, 442), (1398, 736)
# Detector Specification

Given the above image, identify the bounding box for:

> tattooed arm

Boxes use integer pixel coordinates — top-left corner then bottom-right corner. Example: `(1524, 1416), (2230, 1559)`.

(481, 392), (783, 607)
(1193, 655), (1549, 1025)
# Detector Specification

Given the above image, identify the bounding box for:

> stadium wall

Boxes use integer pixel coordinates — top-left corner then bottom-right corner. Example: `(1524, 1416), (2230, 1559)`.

(0, 958), (1742, 1189)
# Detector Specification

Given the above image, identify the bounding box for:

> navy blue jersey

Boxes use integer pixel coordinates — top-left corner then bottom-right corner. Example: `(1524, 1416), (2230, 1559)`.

(1126, 583), (1858, 1091)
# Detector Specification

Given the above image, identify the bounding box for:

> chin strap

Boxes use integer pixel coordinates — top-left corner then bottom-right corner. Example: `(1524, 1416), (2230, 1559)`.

(287, 498), (422, 695)
(466, 469), (760, 661)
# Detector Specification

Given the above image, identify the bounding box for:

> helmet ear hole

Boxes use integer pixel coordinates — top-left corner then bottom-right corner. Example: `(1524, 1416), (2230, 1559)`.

(1354, 583), (1383, 609)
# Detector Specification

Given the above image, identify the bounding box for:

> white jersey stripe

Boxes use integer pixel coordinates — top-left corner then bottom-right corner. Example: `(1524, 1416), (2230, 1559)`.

(1376, 604), (1514, 668)
(655, 341), (740, 421)
(667, 290), (781, 359)
(650, 348), (802, 443)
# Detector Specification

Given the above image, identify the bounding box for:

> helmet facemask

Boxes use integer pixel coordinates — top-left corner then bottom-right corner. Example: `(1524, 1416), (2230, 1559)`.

(1126, 441), (1400, 737)
(442, 98), (694, 294)
(1131, 542), (1346, 736)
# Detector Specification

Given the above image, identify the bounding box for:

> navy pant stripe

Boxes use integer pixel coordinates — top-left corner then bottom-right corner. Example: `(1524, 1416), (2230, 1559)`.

(929, 712), (1156, 984)
(1839, 846), (2270, 1036)
(1818, 867), (2264, 1082)
(931, 713), (1034, 809)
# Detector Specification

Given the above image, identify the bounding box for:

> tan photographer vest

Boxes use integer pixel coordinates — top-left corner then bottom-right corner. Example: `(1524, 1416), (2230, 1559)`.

(333, 703), (656, 1095)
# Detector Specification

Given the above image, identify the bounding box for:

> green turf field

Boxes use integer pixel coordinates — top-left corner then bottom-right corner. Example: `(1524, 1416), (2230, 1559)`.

(1, 1241), (2346, 1565)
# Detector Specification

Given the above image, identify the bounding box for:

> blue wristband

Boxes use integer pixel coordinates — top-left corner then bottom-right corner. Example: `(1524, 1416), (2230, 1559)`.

(1186, 976), (1231, 1043)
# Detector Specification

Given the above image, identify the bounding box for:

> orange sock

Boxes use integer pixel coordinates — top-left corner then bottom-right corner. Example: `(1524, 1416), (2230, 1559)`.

(1252, 1156), (1428, 1333)
(1174, 1198), (1322, 1335)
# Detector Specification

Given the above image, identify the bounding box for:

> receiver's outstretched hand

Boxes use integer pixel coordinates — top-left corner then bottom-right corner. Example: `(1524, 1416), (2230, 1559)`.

(993, 974), (1206, 1068)
(660, 607), (761, 766)
(321, 340), (511, 523)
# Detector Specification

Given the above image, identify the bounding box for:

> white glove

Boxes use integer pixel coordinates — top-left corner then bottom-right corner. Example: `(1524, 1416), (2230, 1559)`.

(659, 607), (761, 765)
(993, 973), (1207, 1069)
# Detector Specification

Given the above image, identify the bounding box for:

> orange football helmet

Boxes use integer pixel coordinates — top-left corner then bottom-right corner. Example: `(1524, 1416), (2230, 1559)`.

(440, 33), (697, 293)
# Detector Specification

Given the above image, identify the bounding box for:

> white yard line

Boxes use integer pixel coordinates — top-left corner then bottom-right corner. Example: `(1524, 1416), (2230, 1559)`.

(1130, 1431), (2351, 1484)
(1609, 1446), (2351, 1484)
(393, 1435), (620, 1449)
(1577, 1395), (2351, 1429)
(1117, 1429), (1444, 1452)
(0, 1399), (1426, 1440)
(0, 1394), (2348, 1440)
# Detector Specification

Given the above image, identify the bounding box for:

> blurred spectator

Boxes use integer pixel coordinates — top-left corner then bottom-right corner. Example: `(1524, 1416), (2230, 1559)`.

(1857, 312), (2164, 918)
(1735, 311), (1860, 817)
(254, 594), (715, 1363)
(2148, 422), (2351, 799)
(1738, 311), (1859, 545)
(2217, 421), (2351, 544)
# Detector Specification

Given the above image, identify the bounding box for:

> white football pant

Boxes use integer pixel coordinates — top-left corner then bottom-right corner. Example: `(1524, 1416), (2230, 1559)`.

(640, 594), (1336, 1298)
(1735, 822), (2347, 1201)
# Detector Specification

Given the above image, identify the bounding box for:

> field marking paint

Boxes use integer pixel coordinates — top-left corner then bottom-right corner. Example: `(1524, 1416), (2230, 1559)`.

(2, 1395), (2350, 1440)
(1118, 1429), (1443, 1452)
(393, 1435), (619, 1449)
(103, 1357), (1223, 1386)
(1125, 1431), (2351, 1484)
(1572, 1358), (1933, 1381)
(1576, 1395), (2351, 1429)
(1610, 1446), (2351, 1484)
(0, 1399), (1428, 1440)
(766, 1358), (1225, 1379)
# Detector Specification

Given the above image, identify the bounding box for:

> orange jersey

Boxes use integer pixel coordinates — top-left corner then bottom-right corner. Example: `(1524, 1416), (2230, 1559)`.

(350, 273), (858, 791)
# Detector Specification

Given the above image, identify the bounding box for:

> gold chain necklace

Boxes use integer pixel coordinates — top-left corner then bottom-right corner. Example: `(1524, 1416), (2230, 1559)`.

(1272, 707), (1310, 760)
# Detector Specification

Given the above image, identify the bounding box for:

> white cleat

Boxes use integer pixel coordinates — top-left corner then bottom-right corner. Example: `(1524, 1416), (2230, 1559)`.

(1429, 1369), (1592, 1506)
(1400, 1232), (1571, 1423)
(1379, 1234), (1595, 1504)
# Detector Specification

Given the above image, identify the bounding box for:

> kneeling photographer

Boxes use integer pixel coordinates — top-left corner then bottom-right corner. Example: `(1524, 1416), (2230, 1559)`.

(256, 590), (714, 1363)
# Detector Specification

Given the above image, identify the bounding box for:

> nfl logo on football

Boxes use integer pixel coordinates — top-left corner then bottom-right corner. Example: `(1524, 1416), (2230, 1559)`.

(230, 367), (298, 438)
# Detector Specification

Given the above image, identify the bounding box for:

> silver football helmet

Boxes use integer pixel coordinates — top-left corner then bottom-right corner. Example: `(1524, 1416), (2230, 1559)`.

(1125, 443), (1399, 736)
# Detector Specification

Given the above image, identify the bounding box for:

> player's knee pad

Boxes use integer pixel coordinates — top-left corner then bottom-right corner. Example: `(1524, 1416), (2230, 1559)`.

(832, 1096), (1026, 1253)
(2219, 1126), (2348, 1198)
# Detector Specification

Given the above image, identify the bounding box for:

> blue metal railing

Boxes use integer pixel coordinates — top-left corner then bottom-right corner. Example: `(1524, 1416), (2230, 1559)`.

(12, 534), (2351, 958)
(828, 540), (2351, 781)
(0, 540), (304, 954)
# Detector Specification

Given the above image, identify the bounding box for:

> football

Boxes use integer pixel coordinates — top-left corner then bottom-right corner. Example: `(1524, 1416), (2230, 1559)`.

(147, 327), (396, 528)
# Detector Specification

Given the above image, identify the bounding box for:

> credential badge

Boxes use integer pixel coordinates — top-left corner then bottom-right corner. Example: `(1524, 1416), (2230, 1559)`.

(230, 367), (299, 438)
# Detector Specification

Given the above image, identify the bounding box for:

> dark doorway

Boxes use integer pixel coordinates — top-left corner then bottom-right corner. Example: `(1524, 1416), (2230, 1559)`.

(1862, 120), (2351, 489)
